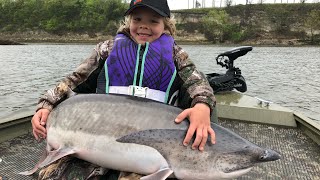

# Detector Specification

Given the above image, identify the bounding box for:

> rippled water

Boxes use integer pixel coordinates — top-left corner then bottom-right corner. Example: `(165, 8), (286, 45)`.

(0, 44), (319, 123)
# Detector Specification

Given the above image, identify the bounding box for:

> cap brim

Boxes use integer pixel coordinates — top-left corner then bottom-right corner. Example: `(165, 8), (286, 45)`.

(124, 4), (169, 17)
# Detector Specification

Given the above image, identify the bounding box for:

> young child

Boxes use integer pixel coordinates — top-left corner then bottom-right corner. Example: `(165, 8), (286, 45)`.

(31, 0), (216, 178)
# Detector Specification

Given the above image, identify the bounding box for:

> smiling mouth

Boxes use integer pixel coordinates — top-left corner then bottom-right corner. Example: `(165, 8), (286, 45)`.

(137, 33), (151, 37)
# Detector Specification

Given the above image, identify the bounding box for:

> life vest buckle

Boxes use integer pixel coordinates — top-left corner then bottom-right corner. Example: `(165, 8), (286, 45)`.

(129, 85), (148, 98)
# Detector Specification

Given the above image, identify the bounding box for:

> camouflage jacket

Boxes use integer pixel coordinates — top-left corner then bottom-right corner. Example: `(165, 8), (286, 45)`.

(36, 33), (216, 112)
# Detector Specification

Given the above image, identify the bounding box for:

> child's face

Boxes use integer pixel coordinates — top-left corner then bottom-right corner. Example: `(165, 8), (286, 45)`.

(129, 7), (165, 45)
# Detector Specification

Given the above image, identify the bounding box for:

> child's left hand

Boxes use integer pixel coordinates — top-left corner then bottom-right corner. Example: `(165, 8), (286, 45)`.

(175, 103), (216, 151)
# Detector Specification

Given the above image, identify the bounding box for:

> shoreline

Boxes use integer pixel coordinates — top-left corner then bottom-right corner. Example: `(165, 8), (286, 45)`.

(0, 31), (316, 46)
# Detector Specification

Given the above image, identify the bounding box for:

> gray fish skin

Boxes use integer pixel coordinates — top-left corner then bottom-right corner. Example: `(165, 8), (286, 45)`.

(117, 128), (281, 179)
(20, 94), (281, 179)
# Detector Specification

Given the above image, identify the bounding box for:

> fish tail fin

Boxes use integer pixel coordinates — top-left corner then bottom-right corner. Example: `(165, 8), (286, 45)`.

(18, 147), (76, 176)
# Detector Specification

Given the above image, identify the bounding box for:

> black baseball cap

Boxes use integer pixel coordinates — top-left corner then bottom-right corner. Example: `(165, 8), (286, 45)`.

(124, 0), (170, 17)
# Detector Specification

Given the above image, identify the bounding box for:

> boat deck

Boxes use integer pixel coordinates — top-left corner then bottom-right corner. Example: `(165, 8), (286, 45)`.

(0, 119), (319, 180)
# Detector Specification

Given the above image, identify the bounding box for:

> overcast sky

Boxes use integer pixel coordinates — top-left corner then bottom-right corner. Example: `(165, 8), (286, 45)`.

(167, 0), (317, 9)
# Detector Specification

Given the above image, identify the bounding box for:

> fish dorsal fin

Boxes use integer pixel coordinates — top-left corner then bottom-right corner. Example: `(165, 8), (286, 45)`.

(19, 147), (76, 175)
(141, 167), (173, 180)
(116, 128), (192, 168)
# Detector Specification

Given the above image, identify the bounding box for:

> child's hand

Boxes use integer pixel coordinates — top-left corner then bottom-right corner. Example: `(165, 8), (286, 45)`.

(31, 109), (50, 141)
(175, 103), (215, 151)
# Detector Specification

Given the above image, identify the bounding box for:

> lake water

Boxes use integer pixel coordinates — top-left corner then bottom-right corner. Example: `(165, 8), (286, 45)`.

(0, 44), (319, 124)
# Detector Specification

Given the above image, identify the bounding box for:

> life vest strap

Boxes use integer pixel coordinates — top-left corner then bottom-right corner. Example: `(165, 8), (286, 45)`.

(109, 86), (166, 102)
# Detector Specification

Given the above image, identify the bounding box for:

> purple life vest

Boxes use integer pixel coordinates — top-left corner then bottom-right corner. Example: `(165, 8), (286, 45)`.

(97, 33), (178, 104)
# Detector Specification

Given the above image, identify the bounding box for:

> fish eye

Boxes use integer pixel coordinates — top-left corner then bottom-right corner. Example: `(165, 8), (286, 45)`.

(259, 156), (264, 160)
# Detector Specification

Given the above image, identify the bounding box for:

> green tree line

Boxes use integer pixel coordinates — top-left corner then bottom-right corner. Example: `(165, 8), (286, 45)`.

(179, 3), (320, 44)
(0, 0), (128, 35)
(1, 1), (320, 44)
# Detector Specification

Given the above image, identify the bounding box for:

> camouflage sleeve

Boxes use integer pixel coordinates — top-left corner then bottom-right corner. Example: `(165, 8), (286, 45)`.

(36, 40), (114, 112)
(174, 44), (216, 111)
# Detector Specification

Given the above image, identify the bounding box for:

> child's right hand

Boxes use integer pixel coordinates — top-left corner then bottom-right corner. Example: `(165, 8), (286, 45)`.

(31, 109), (50, 141)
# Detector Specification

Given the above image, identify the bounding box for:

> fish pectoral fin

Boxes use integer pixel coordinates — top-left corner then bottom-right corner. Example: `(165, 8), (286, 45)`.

(141, 168), (173, 180)
(19, 147), (77, 176)
(38, 147), (77, 168)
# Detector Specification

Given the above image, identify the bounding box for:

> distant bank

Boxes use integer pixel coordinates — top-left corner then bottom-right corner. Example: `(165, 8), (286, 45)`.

(0, 31), (209, 45)
(1, 2), (319, 46)
(0, 39), (24, 45)
(0, 31), (311, 46)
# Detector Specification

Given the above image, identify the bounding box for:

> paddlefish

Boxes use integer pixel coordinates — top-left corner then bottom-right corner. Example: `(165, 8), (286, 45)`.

(20, 94), (281, 179)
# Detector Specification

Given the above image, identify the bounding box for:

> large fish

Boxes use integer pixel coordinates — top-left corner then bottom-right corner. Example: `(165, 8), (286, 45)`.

(20, 94), (280, 179)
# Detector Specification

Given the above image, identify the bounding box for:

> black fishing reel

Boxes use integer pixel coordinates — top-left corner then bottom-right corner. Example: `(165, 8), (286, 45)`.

(206, 46), (252, 93)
